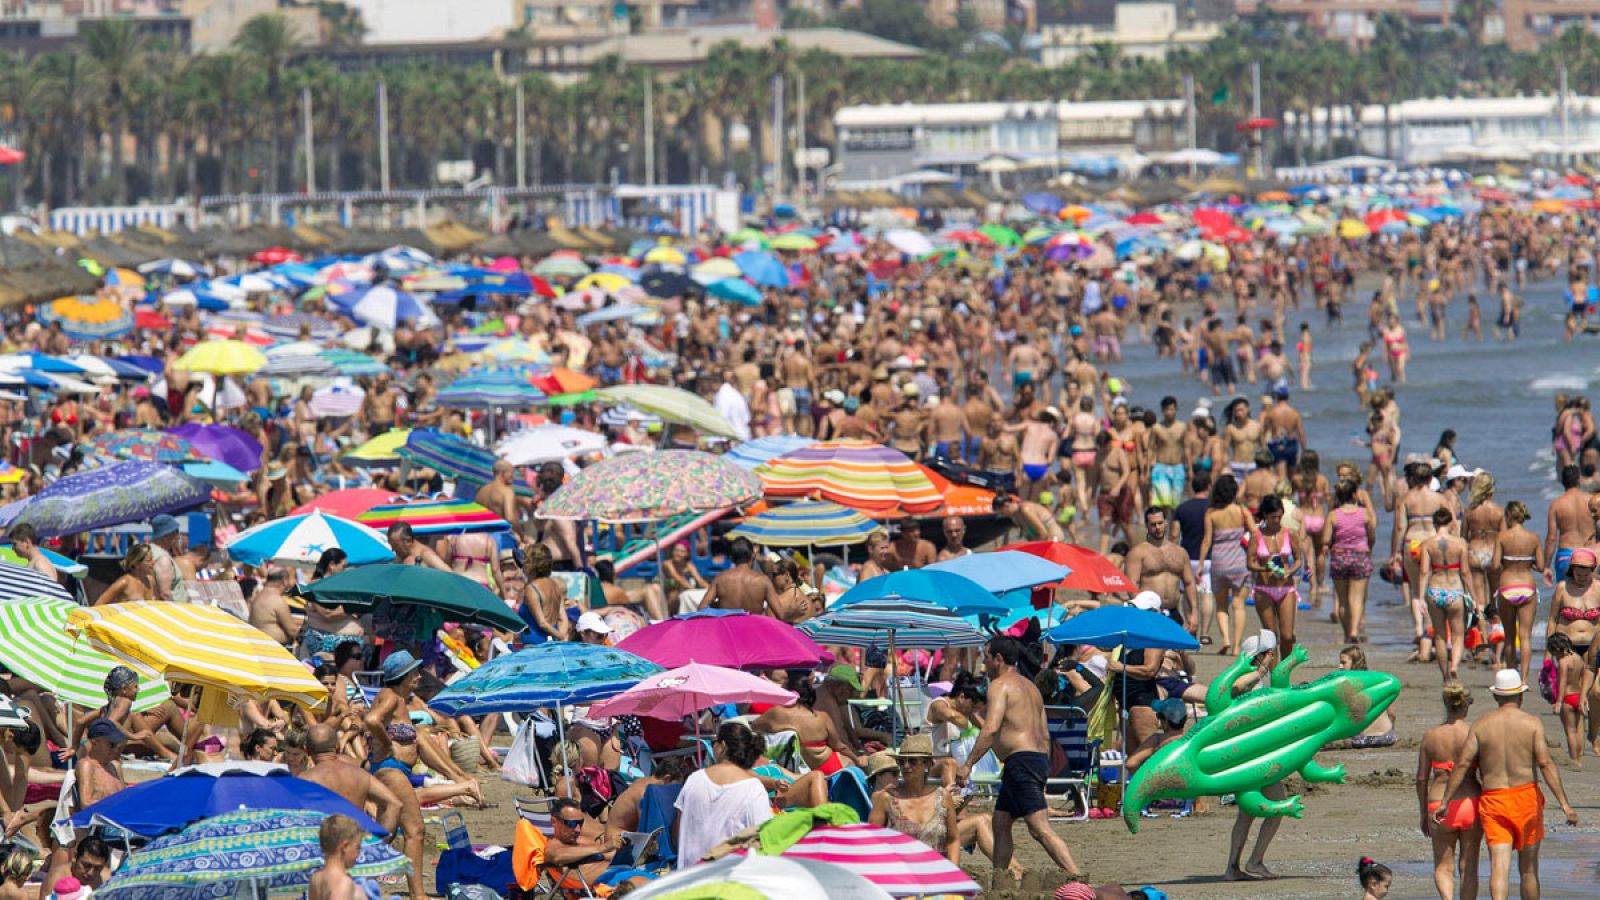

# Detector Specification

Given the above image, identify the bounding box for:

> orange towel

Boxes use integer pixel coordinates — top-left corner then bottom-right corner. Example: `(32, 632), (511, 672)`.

(1479, 782), (1544, 849)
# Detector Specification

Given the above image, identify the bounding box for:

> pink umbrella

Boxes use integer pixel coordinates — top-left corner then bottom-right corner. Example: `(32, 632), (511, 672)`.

(616, 610), (823, 670)
(782, 823), (981, 897)
(488, 256), (521, 273)
(587, 663), (795, 720)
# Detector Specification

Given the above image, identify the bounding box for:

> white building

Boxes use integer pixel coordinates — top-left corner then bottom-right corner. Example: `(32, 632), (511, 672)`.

(1038, 2), (1222, 65)
(1284, 95), (1600, 165)
(342, 0), (515, 44)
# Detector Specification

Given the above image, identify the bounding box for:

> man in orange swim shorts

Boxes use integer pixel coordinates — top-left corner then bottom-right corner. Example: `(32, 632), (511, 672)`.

(1436, 670), (1579, 900)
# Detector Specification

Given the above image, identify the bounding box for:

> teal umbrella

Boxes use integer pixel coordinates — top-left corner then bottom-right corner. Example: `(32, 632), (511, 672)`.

(300, 564), (523, 632)
(430, 642), (663, 715)
(708, 277), (762, 306)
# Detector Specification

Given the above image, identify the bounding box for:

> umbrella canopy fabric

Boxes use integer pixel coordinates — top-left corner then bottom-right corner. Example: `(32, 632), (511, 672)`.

(924, 550), (1073, 596)
(707, 277), (762, 305)
(174, 340), (266, 375)
(298, 564), (523, 632)
(0, 545), (84, 578)
(1002, 541), (1135, 593)
(725, 434), (815, 471)
(835, 570), (1009, 616)
(308, 385), (364, 418)
(1044, 605), (1200, 650)
(540, 450), (761, 523)
(225, 512), (393, 567)
(595, 384), (740, 439)
(496, 425), (608, 465)
(589, 662), (796, 720)
(438, 371), (548, 408)
(429, 643), (664, 715)
(757, 441), (943, 515)
(800, 598), (987, 649)
(0, 597), (169, 711)
(340, 429), (410, 468)
(355, 499), (510, 535)
(781, 824), (980, 897)
(616, 611), (823, 670)
(290, 487), (399, 519)
(167, 424), (263, 473)
(66, 602), (329, 709)
(95, 808), (407, 900)
(40, 296), (134, 340)
(0, 560), (73, 603)
(726, 500), (881, 548)
(72, 767), (384, 837)
(4, 461), (209, 538)
(397, 429), (535, 497)
(629, 853), (892, 900)
(335, 284), (434, 330)
(87, 429), (211, 464)
(733, 250), (791, 288)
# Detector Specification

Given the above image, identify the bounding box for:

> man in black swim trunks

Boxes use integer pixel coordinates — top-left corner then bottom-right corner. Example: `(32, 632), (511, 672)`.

(958, 636), (1081, 887)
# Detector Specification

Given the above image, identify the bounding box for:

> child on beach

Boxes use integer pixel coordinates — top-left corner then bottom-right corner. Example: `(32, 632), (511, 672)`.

(1549, 633), (1587, 768)
(1358, 857), (1391, 899)
(309, 814), (365, 900)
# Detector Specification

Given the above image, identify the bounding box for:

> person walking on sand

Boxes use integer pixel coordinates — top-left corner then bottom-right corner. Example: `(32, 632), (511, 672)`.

(957, 636), (1081, 888)
(1435, 670), (1578, 900)
(1417, 681), (1481, 900)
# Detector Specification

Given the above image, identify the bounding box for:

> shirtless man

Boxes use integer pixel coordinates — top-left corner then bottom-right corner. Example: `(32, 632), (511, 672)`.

(361, 652), (431, 900)
(1435, 671), (1577, 900)
(1261, 385), (1307, 478)
(1012, 408), (1061, 503)
(1148, 397), (1188, 510)
(937, 516), (971, 561)
(473, 461), (521, 531)
(887, 385), (927, 458)
(362, 374), (398, 435)
(928, 391), (970, 462)
(1547, 465), (1591, 584)
(962, 385), (995, 462)
(386, 523), (449, 571)
(892, 523), (937, 571)
(1223, 399), (1264, 482)
(247, 569), (299, 648)
(301, 723), (402, 837)
(1257, 340), (1291, 392)
(1123, 506), (1199, 627)
(1007, 332), (1042, 392)
(1203, 319), (1236, 395)
(994, 493), (1064, 544)
(780, 342), (816, 436)
(958, 636), (1081, 885)
(703, 538), (779, 616)
(7, 524), (55, 582)
(1095, 431), (1135, 554)
(978, 418), (1020, 495)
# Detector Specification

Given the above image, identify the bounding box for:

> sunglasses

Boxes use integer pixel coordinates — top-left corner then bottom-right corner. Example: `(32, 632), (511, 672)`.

(556, 817), (583, 829)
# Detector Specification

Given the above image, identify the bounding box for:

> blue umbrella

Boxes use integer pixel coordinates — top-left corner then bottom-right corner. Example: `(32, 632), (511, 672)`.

(430, 642), (664, 715)
(1022, 192), (1065, 216)
(724, 434), (814, 470)
(836, 570), (1009, 616)
(708, 277), (763, 306)
(333, 284), (432, 329)
(576, 303), (650, 328)
(437, 371), (548, 409)
(801, 597), (988, 649)
(226, 511), (394, 567)
(1044, 606), (1199, 650)
(398, 429), (534, 497)
(72, 765), (386, 837)
(0, 352), (83, 374)
(926, 549), (1071, 597)
(733, 250), (790, 288)
(3, 461), (208, 538)
(115, 354), (164, 377)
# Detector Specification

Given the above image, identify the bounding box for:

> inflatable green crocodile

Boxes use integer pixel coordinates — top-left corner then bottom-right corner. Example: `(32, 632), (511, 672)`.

(1123, 643), (1401, 832)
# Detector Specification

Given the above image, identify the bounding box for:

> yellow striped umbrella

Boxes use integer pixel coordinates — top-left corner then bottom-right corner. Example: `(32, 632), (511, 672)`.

(755, 440), (944, 515)
(66, 602), (327, 709)
(175, 339), (267, 375)
(341, 428), (411, 468)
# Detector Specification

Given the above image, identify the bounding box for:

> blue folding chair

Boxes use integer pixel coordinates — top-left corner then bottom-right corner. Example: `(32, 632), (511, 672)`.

(826, 767), (872, 821)
(618, 783), (683, 870)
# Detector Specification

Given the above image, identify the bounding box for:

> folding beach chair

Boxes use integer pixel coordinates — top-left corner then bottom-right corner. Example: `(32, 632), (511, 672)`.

(1043, 705), (1097, 822)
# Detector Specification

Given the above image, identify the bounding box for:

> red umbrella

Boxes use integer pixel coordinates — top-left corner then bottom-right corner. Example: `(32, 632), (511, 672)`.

(0, 147), (23, 165)
(1234, 117), (1279, 131)
(1125, 212), (1163, 226)
(250, 247), (301, 265)
(1478, 188), (1513, 203)
(135, 309), (172, 331)
(944, 229), (991, 245)
(1191, 208), (1234, 232)
(1365, 209), (1408, 231)
(1002, 540), (1135, 594)
(291, 488), (401, 519)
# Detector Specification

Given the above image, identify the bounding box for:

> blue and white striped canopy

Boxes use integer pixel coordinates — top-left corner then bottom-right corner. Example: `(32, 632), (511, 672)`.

(801, 598), (988, 649)
(430, 642), (664, 715)
(226, 511), (393, 567)
(437, 371), (548, 409)
(0, 560), (72, 604)
(724, 434), (814, 471)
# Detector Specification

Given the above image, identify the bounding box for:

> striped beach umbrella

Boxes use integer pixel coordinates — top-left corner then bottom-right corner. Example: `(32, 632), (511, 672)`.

(727, 500), (880, 547)
(225, 511), (394, 567)
(756, 441), (943, 515)
(429, 642), (663, 715)
(0, 561), (72, 603)
(308, 384), (365, 418)
(782, 824), (980, 897)
(356, 499), (511, 535)
(339, 429), (410, 469)
(538, 450), (762, 523)
(0, 597), (169, 711)
(799, 598), (987, 649)
(397, 429), (534, 497)
(39, 296), (135, 341)
(66, 602), (329, 709)
(595, 384), (740, 439)
(724, 434), (814, 471)
(319, 348), (389, 377)
(438, 371), (548, 408)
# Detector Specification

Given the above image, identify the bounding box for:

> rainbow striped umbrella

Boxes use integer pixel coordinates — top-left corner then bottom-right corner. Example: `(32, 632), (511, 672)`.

(727, 500), (880, 547)
(356, 499), (511, 535)
(756, 441), (943, 515)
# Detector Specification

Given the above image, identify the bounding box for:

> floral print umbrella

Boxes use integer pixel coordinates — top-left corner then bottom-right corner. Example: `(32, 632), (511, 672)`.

(538, 450), (762, 523)
(88, 429), (212, 465)
(2, 461), (209, 538)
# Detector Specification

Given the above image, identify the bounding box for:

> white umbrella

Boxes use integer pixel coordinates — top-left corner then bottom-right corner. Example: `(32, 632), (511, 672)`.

(883, 229), (933, 256)
(627, 854), (891, 900)
(496, 425), (608, 466)
(137, 258), (204, 279)
(310, 384), (364, 418)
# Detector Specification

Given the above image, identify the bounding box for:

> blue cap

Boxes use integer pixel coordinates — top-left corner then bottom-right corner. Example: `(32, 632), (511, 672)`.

(381, 650), (422, 684)
(150, 514), (180, 540)
(88, 719), (128, 744)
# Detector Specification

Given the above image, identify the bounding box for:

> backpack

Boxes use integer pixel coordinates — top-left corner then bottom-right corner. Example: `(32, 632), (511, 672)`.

(1539, 657), (1558, 704)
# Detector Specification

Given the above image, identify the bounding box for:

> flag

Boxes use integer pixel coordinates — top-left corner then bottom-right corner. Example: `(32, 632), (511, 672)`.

(1211, 84), (1229, 105)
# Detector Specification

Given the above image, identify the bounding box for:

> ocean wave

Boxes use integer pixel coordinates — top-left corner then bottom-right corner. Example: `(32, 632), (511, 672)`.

(1531, 374), (1589, 392)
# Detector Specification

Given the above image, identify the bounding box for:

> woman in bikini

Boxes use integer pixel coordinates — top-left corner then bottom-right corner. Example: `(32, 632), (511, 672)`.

(1392, 461), (1445, 663)
(1492, 501), (1544, 689)
(447, 531), (498, 590)
(1322, 479), (1376, 644)
(1247, 495), (1304, 662)
(753, 678), (858, 776)
(1551, 549), (1600, 721)
(1416, 681), (1481, 900)
(1462, 472), (1503, 627)
(1185, 411), (1223, 487)
(1067, 396), (1100, 521)
(1200, 474), (1255, 656)
(519, 544), (569, 643)
(1418, 508), (1471, 682)
(94, 544), (155, 607)
(1294, 452), (1331, 612)
(1381, 315), (1409, 384)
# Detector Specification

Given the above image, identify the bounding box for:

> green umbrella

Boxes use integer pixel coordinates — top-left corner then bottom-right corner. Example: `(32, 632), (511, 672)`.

(978, 223), (1023, 247)
(0, 597), (170, 711)
(727, 227), (770, 248)
(1022, 225), (1060, 245)
(595, 384), (740, 439)
(300, 564), (524, 632)
(769, 233), (818, 251)
(548, 390), (598, 406)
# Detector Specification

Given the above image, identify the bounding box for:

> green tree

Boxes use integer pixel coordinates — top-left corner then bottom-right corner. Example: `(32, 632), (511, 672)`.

(80, 19), (144, 204)
(234, 14), (302, 192)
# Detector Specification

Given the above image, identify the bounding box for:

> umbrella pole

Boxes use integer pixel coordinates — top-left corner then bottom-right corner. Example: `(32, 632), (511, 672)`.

(888, 630), (904, 745)
(1118, 644), (1128, 816)
(556, 702), (572, 800)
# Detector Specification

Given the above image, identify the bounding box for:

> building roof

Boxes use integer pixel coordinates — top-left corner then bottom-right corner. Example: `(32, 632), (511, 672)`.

(575, 27), (923, 67)
(1056, 99), (1186, 120)
(1285, 95), (1600, 126)
(836, 102), (1058, 129)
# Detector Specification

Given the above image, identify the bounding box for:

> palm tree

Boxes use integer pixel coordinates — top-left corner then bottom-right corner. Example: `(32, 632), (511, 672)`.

(235, 14), (302, 192)
(80, 19), (144, 204)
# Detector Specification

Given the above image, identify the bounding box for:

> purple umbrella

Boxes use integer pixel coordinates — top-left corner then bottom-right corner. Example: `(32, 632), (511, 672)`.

(168, 423), (264, 473)
(1, 461), (209, 538)
(1045, 243), (1093, 262)
(616, 609), (823, 670)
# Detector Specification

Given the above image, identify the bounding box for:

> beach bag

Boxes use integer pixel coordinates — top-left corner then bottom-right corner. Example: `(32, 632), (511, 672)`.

(1539, 657), (1558, 704)
(500, 720), (546, 788)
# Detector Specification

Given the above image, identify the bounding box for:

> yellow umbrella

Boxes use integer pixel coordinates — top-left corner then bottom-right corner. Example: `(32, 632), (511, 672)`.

(1337, 219), (1371, 239)
(575, 272), (633, 293)
(342, 428), (411, 467)
(692, 258), (741, 279)
(175, 339), (267, 375)
(642, 246), (687, 266)
(66, 602), (328, 710)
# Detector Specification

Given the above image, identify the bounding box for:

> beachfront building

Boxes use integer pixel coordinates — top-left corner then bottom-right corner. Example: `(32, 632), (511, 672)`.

(833, 98), (1185, 183)
(1238, 0), (1600, 52)
(1283, 95), (1600, 166)
(1038, 1), (1227, 64)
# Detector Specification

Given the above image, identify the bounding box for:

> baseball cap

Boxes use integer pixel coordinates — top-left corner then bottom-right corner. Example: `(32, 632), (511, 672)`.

(1573, 548), (1598, 570)
(1130, 590), (1162, 611)
(826, 663), (863, 693)
(1240, 630), (1279, 658)
(1152, 697), (1187, 728)
(381, 650), (423, 684)
(87, 719), (128, 745)
(576, 611), (613, 635)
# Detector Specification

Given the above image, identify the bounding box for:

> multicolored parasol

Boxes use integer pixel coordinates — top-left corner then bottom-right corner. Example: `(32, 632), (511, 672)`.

(87, 429), (211, 465)
(3, 461), (209, 538)
(39, 296), (134, 340)
(756, 441), (944, 515)
(356, 498), (511, 535)
(538, 450), (762, 523)
(727, 500), (881, 547)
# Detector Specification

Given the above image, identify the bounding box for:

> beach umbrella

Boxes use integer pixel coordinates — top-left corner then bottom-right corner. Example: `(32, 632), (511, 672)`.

(1337, 218), (1371, 239)
(397, 428), (535, 496)
(160, 288), (232, 312)
(782, 823), (980, 897)
(539, 450), (761, 523)
(770, 233), (818, 251)
(925, 549), (1073, 597)
(290, 487), (399, 519)
(0, 352), (82, 374)
(225, 511), (393, 567)
(576, 303), (651, 327)
(87, 429), (211, 465)
(3, 462), (208, 538)
(528, 367), (598, 397)
(977, 223), (1023, 247)
(437, 371), (547, 409)
(298, 564), (524, 632)
(800, 598), (987, 649)
(631, 853), (891, 899)
(617, 610), (823, 670)
(167, 423), (263, 474)
(174, 340), (266, 375)
(476, 338), (549, 365)
(0, 560), (72, 603)
(756, 440), (943, 515)
(137, 258), (204, 279)
(0, 545), (83, 578)
(259, 348), (337, 377)
(496, 424), (608, 466)
(707, 277), (763, 306)
(597, 404), (662, 429)
(1045, 604), (1199, 650)
(641, 245), (687, 266)
(180, 460), (250, 487)
(66, 602), (328, 709)
(335, 284), (433, 330)
(589, 662), (796, 720)
(575, 271), (635, 293)
(307, 384), (365, 418)
(693, 257), (742, 278)
(640, 269), (696, 298)
(1002, 541), (1135, 593)
(355, 499), (511, 535)
(727, 500), (880, 548)
(72, 765), (384, 838)
(38, 296), (134, 340)
(883, 229), (933, 256)
(318, 348), (389, 377)
(0, 597), (168, 711)
(95, 808), (406, 900)
(533, 255), (592, 278)
(725, 434), (815, 471)
(837, 570), (1007, 616)
(595, 384), (741, 439)
(734, 250), (791, 288)
(429, 642), (663, 716)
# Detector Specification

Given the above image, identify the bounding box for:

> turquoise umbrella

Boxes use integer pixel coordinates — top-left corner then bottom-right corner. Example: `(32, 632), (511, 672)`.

(708, 277), (763, 306)
(300, 564), (524, 632)
(429, 642), (664, 715)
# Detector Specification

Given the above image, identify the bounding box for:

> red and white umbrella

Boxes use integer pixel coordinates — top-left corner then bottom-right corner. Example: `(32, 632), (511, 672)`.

(783, 823), (980, 897)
